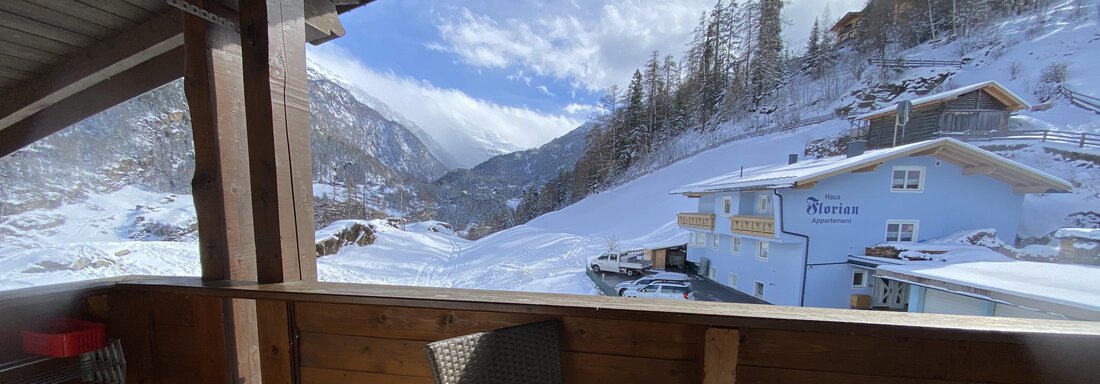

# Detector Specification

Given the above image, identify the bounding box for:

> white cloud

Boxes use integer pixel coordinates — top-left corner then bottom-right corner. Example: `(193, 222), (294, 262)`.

(563, 103), (602, 117)
(429, 1), (871, 89)
(536, 85), (555, 96)
(308, 45), (582, 167)
(429, 1), (713, 91)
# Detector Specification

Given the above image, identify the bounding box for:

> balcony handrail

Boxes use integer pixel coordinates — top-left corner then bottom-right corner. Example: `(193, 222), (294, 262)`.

(14, 276), (1063, 339)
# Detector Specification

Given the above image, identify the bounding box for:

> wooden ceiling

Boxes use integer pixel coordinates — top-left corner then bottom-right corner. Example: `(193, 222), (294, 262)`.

(0, 0), (372, 158)
(0, 0), (171, 93)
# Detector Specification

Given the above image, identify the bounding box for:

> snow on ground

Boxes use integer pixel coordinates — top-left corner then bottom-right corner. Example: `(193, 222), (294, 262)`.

(2, 3), (1098, 293)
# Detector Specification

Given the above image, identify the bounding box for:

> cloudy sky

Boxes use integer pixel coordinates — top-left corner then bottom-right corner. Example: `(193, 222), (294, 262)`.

(309, 0), (864, 154)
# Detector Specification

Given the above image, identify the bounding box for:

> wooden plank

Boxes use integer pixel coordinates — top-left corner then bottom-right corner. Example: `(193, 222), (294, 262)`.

(304, 0), (346, 45)
(239, 0), (316, 283)
(0, 40), (64, 64)
(737, 366), (975, 384)
(107, 290), (156, 383)
(123, 0), (168, 14)
(300, 367), (433, 384)
(78, 0), (155, 23)
(0, 53), (51, 73)
(0, 9), (183, 136)
(0, 9), (98, 47)
(561, 351), (698, 384)
(35, 0), (134, 31)
(257, 300), (295, 384)
(962, 165), (997, 175)
(295, 302), (704, 360)
(737, 327), (1099, 383)
(704, 328), (740, 384)
(299, 332), (433, 377)
(0, 25), (78, 56)
(299, 331), (699, 383)
(0, 1), (117, 40)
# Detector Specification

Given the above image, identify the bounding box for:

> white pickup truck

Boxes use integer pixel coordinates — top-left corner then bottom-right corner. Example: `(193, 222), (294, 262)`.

(590, 250), (653, 276)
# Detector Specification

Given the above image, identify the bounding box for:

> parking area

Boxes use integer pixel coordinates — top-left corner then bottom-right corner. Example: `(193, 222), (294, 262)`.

(588, 269), (768, 304)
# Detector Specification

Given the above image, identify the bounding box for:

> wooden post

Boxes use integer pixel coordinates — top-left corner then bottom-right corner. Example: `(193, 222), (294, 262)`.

(703, 327), (740, 384)
(239, 0), (318, 284)
(183, 2), (262, 382)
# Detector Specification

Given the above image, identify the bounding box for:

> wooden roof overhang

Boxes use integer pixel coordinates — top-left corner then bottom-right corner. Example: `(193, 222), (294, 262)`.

(0, 0), (372, 158)
(829, 11), (863, 33)
(857, 81), (1032, 122)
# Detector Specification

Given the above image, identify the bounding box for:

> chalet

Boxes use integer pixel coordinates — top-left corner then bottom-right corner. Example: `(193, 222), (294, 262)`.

(1, 1), (1099, 383)
(673, 138), (1070, 309)
(855, 81), (1031, 148)
(872, 250), (1100, 321)
(1054, 228), (1100, 265)
(830, 11), (863, 45)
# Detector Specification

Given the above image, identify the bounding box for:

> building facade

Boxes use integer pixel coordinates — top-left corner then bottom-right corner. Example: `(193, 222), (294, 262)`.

(855, 81), (1030, 149)
(674, 138), (1071, 308)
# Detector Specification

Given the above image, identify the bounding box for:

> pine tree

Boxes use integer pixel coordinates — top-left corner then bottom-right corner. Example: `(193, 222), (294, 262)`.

(750, 0), (783, 103)
(803, 18), (823, 76)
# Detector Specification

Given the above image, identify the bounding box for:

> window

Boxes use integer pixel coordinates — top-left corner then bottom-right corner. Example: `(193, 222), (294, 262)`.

(722, 197), (732, 215)
(689, 232), (706, 246)
(729, 273), (738, 288)
(852, 270), (868, 288)
(756, 241), (769, 261)
(753, 281), (765, 298)
(885, 220), (919, 242)
(711, 234), (719, 249)
(730, 237), (741, 254)
(708, 266), (717, 280)
(891, 166), (925, 192)
(756, 194), (770, 213)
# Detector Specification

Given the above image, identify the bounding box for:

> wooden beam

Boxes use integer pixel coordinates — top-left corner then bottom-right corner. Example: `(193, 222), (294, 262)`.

(908, 147), (941, 157)
(257, 300), (296, 384)
(183, 3), (262, 382)
(851, 163), (880, 173)
(794, 181), (816, 189)
(1014, 185), (1053, 194)
(704, 328), (740, 384)
(239, 0), (317, 284)
(304, 0), (346, 45)
(0, 10), (183, 135)
(962, 165), (997, 175)
(0, 47), (183, 158)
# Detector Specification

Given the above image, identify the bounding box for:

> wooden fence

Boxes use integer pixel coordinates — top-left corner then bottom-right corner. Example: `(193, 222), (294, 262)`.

(938, 129), (1100, 149)
(1064, 87), (1100, 115)
(868, 57), (966, 68)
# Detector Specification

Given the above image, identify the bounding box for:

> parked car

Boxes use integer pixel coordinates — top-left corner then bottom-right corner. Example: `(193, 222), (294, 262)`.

(615, 272), (691, 296)
(590, 250), (653, 276)
(621, 282), (695, 301)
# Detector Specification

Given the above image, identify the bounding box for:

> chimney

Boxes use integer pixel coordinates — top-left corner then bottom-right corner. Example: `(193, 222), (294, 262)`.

(846, 139), (867, 158)
(788, 154), (798, 165)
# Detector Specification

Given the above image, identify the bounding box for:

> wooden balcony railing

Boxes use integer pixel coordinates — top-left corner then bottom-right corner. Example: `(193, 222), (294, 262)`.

(2, 276), (1099, 383)
(731, 215), (776, 238)
(677, 212), (716, 231)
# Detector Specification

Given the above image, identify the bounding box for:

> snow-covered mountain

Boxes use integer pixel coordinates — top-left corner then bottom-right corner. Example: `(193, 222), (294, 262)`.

(305, 59), (525, 168)
(2, 2), (1098, 293)
(430, 122), (593, 238)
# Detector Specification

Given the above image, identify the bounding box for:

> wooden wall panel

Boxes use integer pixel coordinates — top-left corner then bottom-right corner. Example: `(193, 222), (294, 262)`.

(738, 327), (1099, 384)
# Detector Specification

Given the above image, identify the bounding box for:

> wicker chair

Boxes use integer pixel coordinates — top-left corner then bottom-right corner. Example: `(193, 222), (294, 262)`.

(424, 321), (563, 384)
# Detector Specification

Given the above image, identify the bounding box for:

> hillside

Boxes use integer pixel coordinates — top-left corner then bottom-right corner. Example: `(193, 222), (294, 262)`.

(1, 1), (1098, 292)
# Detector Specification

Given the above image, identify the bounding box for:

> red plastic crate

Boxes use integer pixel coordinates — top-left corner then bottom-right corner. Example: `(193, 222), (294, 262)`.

(21, 318), (106, 357)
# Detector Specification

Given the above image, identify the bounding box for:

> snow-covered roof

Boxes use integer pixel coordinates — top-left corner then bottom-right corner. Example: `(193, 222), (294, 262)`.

(830, 11), (863, 32)
(855, 81), (1031, 120)
(671, 138), (1071, 195)
(1055, 228), (1100, 240)
(878, 260), (1100, 317)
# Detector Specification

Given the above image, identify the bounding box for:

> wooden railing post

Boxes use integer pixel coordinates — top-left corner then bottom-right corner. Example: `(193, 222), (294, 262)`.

(704, 328), (740, 384)
(1081, 132), (1087, 148)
